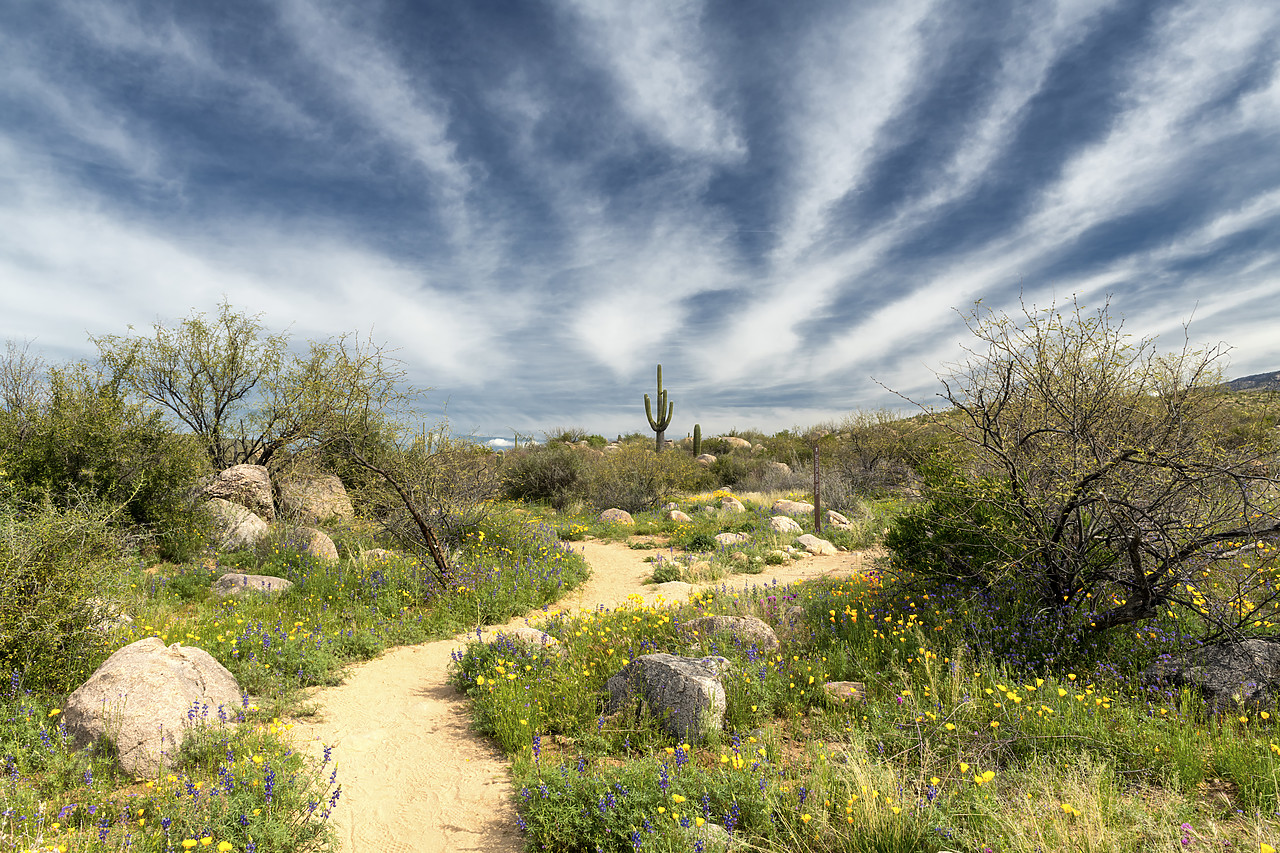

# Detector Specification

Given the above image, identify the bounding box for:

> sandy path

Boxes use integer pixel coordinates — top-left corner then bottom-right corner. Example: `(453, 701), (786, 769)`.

(289, 540), (880, 853)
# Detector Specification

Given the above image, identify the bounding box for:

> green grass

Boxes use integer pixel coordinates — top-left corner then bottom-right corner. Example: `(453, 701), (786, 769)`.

(450, 569), (1280, 852)
(0, 502), (588, 853)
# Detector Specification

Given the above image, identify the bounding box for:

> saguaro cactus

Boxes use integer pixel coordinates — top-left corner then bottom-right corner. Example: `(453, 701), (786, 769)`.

(692, 423), (702, 456)
(644, 363), (674, 453)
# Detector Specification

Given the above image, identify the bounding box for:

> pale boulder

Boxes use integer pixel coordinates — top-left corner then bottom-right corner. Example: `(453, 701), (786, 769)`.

(62, 638), (243, 779)
(683, 615), (780, 654)
(201, 498), (270, 551)
(768, 516), (803, 534)
(277, 473), (354, 524)
(720, 495), (746, 513)
(599, 508), (635, 525)
(212, 573), (294, 598)
(286, 526), (340, 562)
(772, 499), (814, 517)
(795, 534), (837, 556)
(203, 464), (275, 521)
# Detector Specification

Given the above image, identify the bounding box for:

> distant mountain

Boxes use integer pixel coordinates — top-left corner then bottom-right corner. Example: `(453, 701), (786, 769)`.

(1227, 370), (1280, 392)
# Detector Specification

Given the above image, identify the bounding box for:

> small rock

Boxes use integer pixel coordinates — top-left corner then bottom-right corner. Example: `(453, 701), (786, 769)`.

(362, 548), (400, 563)
(767, 516), (802, 534)
(646, 581), (695, 603)
(695, 453), (717, 466)
(720, 496), (746, 513)
(730, 551), (749, 564)
(826, 510), (851, 526)
(795, 534), (837, 556)
(772, 499), (814, 517)
(668, 510), (693, 522)
(212, 573), (295, 598)
(715, 532), (751, 547)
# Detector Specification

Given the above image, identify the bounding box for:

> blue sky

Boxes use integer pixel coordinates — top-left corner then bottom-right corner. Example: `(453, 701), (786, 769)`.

(3, 0), (1279, 443)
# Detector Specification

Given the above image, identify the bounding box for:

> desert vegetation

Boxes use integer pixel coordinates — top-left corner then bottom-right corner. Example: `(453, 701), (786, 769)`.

(2, 299), (1279, 852)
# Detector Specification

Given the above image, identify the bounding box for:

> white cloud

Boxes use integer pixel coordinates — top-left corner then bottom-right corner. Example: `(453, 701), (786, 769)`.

(0, 140), (508, 381)
(771, 0), (936, 266)
(560, 0), (744, 161)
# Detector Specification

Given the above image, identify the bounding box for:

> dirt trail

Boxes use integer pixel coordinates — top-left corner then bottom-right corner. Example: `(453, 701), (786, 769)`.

(289, 541), (880, 853)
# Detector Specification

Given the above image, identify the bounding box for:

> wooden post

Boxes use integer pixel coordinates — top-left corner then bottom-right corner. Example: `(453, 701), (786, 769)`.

(813, 443), (822, 535)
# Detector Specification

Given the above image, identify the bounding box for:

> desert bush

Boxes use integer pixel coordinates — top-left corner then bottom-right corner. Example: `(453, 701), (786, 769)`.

(581, 444), (708, 513)
(708, 452), (755, 486)
(0, 499), (129, 693)
(0, 361), (212, 561)
(502, 443), (588, 509)
(886, 298), (1280, 655)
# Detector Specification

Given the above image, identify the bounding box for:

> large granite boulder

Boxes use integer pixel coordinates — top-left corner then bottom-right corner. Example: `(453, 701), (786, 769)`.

(695, 453), (717, 467)
(277, 473), (354, 524)
(201, 498), (270, 550)
(1145, 638), (1280, 710)
(683, 615), (780, 654)
(721, 436), (752, 450)
(283, 526), (339, 562)
(212, 573), (295, 598)
(606, 654), (731, 743)
(62, 637), (243, 779)
(204, 464), (275, 522)
(768, 516), (803, 534)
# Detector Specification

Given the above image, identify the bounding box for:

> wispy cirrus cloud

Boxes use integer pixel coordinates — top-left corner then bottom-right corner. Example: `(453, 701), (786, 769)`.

(1, 0), (1277, 435)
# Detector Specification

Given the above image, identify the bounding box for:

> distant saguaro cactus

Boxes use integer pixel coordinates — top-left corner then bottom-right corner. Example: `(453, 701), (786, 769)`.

(692, 423), (702, 456)
(644, 364), (674, 453)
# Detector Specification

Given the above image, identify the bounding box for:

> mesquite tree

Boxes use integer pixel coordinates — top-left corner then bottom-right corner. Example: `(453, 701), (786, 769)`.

(886, 297), (1280, 642)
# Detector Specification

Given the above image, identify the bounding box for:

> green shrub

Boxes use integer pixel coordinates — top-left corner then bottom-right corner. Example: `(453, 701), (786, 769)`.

(0, 362), (211, 561)
(0, 500), (129, 693)
(502, 444), (587, 509)
(581, 445), (708, 513)
(650, 561), (683, 583)
(679, 532), (718, 552)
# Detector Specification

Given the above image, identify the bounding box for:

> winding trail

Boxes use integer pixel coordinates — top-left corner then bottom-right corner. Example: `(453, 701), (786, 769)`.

(289, 541), (880, 852)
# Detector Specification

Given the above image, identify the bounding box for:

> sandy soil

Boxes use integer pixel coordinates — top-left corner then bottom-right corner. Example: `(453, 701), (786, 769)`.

(289, 539), (880, 853)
